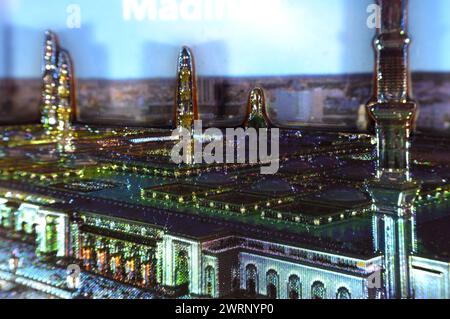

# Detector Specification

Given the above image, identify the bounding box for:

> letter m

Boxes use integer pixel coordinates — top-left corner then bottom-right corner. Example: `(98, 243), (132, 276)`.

(123, 0), (157, 21)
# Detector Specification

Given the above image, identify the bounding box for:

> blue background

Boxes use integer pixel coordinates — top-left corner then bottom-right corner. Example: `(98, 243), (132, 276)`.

(1, 0), (449, 79)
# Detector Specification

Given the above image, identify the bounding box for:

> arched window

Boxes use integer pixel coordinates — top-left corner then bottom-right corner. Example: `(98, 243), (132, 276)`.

(175, 249), (190, 287)
(45, 217), (58, 254)
(288, 275), (301, 299)
(311, 281), (326, 299)
(266, 270), (279, 299)
(336, 287), (351, 299)
(245, 264), (258, 296)
(205, 266), (215, 297)
(21, 221), (28, 233)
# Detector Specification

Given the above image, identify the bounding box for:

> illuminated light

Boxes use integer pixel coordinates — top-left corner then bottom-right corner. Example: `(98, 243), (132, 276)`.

(328, 217), (333, 223)
(209, 202), (215, 208)
(225, 205), (230, 210)
(314, 219), (321, 226)
(240, 207), (246, 214)
(277, 213), (282, 219)
(130, 136), (178, 144)
(178, 197), (184, 203)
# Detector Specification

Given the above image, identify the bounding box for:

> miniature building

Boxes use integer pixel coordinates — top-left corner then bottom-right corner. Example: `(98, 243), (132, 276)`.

(0, 0), (449, 300)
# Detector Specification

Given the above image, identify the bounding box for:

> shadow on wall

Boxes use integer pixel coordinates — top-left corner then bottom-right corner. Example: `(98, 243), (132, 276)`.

(0, 24), (109, 125)
(77, 40), (179, 127)
(341, 0), (374, 132)
(0, 24), (41, 124)
(411, 0), (450, 134)
(192, 40), (242, 128)
(58, 25), (110, 124)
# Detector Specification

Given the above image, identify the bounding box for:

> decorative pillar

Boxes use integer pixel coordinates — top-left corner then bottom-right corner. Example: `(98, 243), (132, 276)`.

(162, 235), (174, 287)
(366, 0), (419, 299)
(190, 242), (201, 295)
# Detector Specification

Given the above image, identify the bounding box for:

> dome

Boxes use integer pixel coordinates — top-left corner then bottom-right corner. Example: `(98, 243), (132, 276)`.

(195, 172), (235, 186)
(249, 177), (294, 196)
(314, 187), (370, 203)
(280, 159), (314, 174)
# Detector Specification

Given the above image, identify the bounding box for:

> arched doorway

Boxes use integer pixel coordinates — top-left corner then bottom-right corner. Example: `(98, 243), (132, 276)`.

(31, 224), (38, 236)
(205, 266), (215, 297)
(245, 264), (258, 296)
(21, 221), (28, 234)
(311, 281), (326, 299)
(45, 216), (58, 254)
(288, 275), (301, 299)
(336, 287), (351, 299)
(266, 270), (279, 299)
(174, 249), (190, 287)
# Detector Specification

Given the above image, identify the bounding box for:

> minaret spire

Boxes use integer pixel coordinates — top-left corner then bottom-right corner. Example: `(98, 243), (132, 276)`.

(56, 49), (76, 155)
(41, 30), (60, 134)
(174, 46), (198, 132)
(366, 0), (419, 299)
(367, 0), (416, 182)
(243, 88), (271, 129)
(174, 47), (199, 165)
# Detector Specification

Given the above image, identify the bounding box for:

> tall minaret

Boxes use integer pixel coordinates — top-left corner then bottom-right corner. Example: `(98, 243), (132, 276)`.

(174, 47), (199, 165)
(41, 30), (60, 133)
(366, 0), (419, 299)
(174, 46), (198, 131)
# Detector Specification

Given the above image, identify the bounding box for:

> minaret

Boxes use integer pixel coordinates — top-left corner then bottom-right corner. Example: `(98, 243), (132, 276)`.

(243, 88), (271, 129)
(174, 46), (198, 131)
(41, 30), (60, 133)
(174, 47), (199, 165)
(366, 0), (419, 299)
(56, 49), (76, 155)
